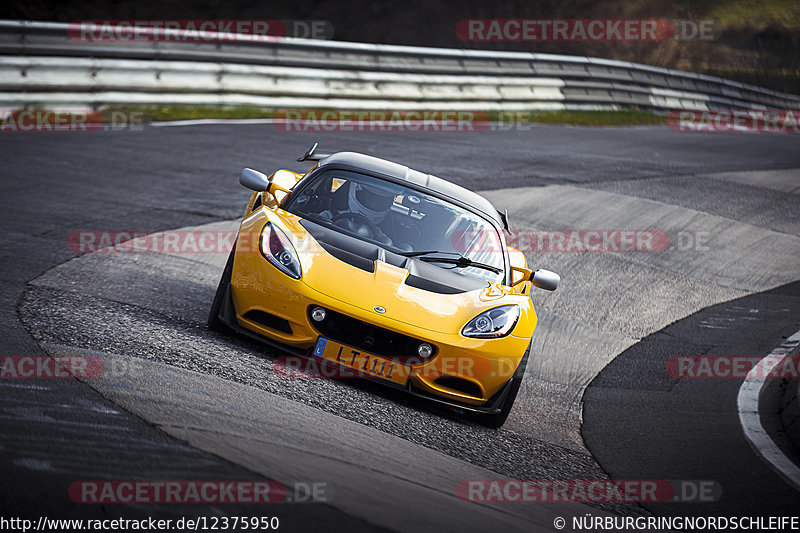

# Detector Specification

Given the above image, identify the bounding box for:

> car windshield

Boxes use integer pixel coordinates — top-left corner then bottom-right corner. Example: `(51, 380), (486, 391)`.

(286, 169), (505, 283)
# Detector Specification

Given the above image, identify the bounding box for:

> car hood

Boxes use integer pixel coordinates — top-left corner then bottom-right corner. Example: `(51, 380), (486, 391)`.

(289, 218), (515, 334)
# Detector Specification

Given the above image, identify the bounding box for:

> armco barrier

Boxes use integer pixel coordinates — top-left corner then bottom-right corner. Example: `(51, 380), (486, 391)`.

(0, 20), (798, 111)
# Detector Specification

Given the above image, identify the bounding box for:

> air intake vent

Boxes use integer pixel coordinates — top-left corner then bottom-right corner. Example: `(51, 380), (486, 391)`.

(434, 375), (483, 398)
(243, 310), (292, 334)
(405, 275), (466, 294)
(319, 242), (375, 273)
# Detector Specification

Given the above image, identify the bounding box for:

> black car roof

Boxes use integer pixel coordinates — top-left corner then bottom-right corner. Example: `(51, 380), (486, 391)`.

(316, 152), (504, 225)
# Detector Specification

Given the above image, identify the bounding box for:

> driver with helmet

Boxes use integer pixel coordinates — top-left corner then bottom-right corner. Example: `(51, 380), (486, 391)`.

(298, 175), (403, 247)
(331, 180), (397, 246)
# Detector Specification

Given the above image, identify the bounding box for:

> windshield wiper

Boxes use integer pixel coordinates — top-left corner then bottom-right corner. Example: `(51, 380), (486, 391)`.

(398, 250), (502, 274)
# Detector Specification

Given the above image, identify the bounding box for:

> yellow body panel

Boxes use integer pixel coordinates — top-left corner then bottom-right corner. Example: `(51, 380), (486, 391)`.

(230, 203), (538, 406)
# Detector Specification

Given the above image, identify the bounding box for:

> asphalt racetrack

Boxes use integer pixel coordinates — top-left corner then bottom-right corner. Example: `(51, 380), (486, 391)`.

(1, 123), (799, 531)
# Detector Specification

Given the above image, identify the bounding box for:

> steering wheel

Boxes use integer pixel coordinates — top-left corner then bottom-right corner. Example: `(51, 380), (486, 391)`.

(332, 212), (381, 240)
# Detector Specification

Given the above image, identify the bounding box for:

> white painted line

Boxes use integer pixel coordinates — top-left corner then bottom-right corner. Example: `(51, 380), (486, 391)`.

(148, 118), (654, 131)
(150, 118), (277, 127)
(737, 328), (800, 491)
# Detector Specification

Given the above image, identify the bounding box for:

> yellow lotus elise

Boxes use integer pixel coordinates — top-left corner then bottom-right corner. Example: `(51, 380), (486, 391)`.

(208, 143), (559, 427)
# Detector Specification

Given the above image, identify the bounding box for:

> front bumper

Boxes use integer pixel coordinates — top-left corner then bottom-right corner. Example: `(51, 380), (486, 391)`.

(216, 277), (520, 414)
(219, 249), (533, 412)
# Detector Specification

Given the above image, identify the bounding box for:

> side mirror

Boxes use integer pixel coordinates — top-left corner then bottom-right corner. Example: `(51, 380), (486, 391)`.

(240, 168), (271, 191)
(531, 269), (560, 291)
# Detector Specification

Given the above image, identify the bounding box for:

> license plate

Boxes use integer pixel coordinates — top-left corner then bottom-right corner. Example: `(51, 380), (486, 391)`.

(313, 337), (409, 386)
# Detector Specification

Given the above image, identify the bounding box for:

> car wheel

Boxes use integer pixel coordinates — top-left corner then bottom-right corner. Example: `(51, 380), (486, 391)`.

(474, 340), (531, 429)
(207, 245), (236, 334)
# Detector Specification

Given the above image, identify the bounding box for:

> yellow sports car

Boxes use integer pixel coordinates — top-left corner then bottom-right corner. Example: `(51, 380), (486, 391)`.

(208, 144), (559, 427)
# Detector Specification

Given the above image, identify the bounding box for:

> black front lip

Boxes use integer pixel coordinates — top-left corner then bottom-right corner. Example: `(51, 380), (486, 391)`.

(215, 282), (506, 414)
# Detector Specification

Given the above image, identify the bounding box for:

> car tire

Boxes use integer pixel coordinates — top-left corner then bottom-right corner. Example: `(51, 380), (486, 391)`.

(207, 245), (236, 334)
(475, 340), (531, 429)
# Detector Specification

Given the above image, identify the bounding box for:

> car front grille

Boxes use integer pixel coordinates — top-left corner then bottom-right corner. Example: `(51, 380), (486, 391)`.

(308, 306), (436, 362)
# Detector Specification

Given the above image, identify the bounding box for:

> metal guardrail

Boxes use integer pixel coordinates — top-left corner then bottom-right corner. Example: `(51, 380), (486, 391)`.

(1, 20), (799, 111)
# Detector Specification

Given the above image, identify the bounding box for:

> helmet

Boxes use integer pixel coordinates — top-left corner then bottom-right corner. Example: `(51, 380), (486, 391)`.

(347, 181), (396, 223)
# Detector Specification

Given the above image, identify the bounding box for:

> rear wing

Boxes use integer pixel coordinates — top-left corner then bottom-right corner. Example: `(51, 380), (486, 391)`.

(297, 142), (331, 162)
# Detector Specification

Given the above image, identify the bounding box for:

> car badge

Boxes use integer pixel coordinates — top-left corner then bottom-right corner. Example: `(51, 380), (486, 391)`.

(373, 306), (386, 314)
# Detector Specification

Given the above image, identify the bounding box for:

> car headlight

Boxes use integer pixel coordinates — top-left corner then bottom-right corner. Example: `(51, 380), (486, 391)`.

(461, 305), (520, 338)
(260, 222), (302, 279)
